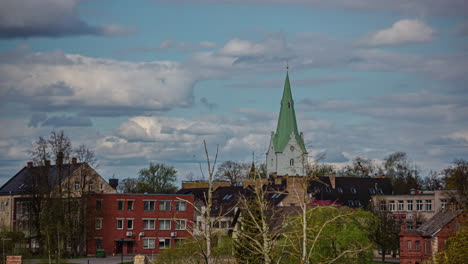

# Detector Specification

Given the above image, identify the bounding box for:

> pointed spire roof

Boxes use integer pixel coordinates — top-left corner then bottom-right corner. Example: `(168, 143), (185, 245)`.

(272, 71), (307, 153)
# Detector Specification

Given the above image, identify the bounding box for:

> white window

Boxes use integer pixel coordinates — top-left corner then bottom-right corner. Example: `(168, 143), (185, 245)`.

(127, 219), (133, 230)
(144, 201), (155, 211)
(407, 240), (412, 250)
(379, 200), (386, 211)
(143, 219), (155, 230)
(95, 218), (102, 230)
(175, 201), (187, 211)
(407, 200), (413, 211)
(74, 182), (80, 192)
(389, 200), (395, 211)
(159, 219), (171, 230)
(117, 200), (124, 211)
(415, 240), (420, 250)
(441, 199), (447, 209)
(159, 238), (171, 249)
(416, 200), (423, 211)
(117, 219), (123, 230)
(175, 219), (186, 230)
(127, 200), (134, 211)
(425, 200), (432, 211)
(159, 201), (171, 211)
(398, 200), (404, 211)
(88, 183), (94, 191)
(99, 183), (104, 190)
(143, 238), (155, 249)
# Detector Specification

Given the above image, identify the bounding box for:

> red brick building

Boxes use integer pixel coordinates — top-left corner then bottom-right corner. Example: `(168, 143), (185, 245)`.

(399, 210), (466, 264)
(86, 193), (194, 256)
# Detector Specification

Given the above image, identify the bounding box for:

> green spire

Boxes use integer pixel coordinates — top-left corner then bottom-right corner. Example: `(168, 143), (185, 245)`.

(272, 71), (307, 153)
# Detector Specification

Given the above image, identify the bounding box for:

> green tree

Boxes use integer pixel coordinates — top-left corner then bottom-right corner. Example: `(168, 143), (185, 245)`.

(133, 163), (178, 194)
(281, 206), (375, 264)
(435, 227), (468, 264)
(370, 207), (401, 262)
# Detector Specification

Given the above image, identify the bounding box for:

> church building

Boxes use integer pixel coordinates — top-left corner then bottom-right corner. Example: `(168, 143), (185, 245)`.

(266, 71), (308, 176)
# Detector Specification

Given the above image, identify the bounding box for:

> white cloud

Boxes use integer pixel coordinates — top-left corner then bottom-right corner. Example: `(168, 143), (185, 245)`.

(361, 19), (434, 46)
(0, 47), (196, 116)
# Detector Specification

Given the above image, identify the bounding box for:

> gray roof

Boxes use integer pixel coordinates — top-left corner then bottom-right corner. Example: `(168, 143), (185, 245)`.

(0, 163), (84, 195)
(411, 210), (464, 237)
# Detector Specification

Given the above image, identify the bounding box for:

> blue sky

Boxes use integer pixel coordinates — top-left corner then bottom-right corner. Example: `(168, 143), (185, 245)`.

(1, 0), (467, 184)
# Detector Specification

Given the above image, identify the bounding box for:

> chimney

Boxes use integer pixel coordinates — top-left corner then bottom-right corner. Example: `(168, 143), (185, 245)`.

(56, 152), (64, 165)
(45, 160), (51, 166)
(327, 174), (336, 189)
(71, 157), (77, 165)
(109, 179), (119, 189)
(27, 162), (33, 168)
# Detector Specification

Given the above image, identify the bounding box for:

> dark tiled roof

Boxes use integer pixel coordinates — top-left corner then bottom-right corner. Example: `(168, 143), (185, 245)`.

(176, 188), (209, 202)
(309, 176), (392, 208)
(416, 210), (464, 236)
(0, 163), (84, 196)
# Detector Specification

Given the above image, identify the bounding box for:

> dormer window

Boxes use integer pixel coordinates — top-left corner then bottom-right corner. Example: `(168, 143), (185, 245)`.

(222, 194), (233, 200)
(337, 187), (343, 193)
(290, 159), (294, 166)
(351, 187), (357, 194)
(369, 188), (376, 194)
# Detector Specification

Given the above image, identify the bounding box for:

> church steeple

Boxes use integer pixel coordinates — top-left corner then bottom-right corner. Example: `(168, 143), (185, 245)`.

(271, 71), (307, 154)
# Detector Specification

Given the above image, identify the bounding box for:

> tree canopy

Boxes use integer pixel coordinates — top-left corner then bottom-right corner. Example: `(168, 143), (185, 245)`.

(121, 163), (178, 194)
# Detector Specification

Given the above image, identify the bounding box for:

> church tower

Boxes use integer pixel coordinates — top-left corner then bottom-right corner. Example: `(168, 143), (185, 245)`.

(266, 70), (308, 176)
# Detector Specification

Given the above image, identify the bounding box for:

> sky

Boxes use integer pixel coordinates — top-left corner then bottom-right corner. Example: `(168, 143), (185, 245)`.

(0, 0), (467, 185)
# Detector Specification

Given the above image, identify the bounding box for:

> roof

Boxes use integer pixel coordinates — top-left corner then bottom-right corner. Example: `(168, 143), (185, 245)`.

(272, 72), (307, 154)
(308, 176), (393, 208)
(0, 163), (85, 195)
(415, 210), (464, 237)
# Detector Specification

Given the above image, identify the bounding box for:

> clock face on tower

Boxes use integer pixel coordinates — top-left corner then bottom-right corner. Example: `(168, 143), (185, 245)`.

(290, 146), (295, 151)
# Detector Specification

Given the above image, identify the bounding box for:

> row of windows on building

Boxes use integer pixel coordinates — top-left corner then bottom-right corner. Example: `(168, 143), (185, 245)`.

(95, 200), (187, 212)
(95, 237), (183, 250)
(95, 218), (187, 231)
(312, 186), (384, 195)
(405, 239), (431, 254)
(379, 199), (446, 212)
(70, 182), (105, 192)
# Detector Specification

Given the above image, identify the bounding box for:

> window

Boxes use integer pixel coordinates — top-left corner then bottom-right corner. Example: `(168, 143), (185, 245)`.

(222, 195), (233, 200)
(74, 182), (80, 192)
(416, 200), (423, 211)
(143, 238), (155, 249)
(355, 200), (361, 207)
(95, 218), (102, 230)
(325, 187), (331, 192)
(407, 200), (413, 211)
(425, 200), (432, 211)
(379, 200), (386, 211)
(159, 219), (171, 230)
(398, 200), (404, 211)
(287, 101), (291, 108)
(96, 200), (102, 210)
(99, 183), (104, 190)
(127, 219), (133, 230)
(348, 200), (354, 207)
(175, 201), (186, 211)
(159, 201), (171, 211)
(144, 201), (155, 211)
(389, 200), (395, 211)
(117, 219), (123, 230)
(143, 219), (155, 230)
(351, 187), (357, 194)
(117, 200), (124, 211)
(377, 188), (383, 194)
(159, 238), (171, 249)
(369, 188), (375, 194)
(96, 239), (102, 250)
(175, 219), (186, 230)
(415, 241), (420, 250)
(290, 159), (294, 166)
(127, 200), (134, 211)
(407, 240), (412, 250)
(337, 187), (343, 193)
(441, 199), (447, 209)
(88, 183), (94, 191)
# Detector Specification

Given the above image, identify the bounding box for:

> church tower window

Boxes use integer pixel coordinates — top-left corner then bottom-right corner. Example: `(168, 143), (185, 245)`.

(290, 159), (294, 166)
(287, 101), (291, 108)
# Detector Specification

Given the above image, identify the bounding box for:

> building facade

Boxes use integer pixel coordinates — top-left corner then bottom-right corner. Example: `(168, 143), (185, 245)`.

(371, 189), (454, 228)
(399, 210), (466, 264)
(86, 193), (194, 256)
(266, 71), (308, 176)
